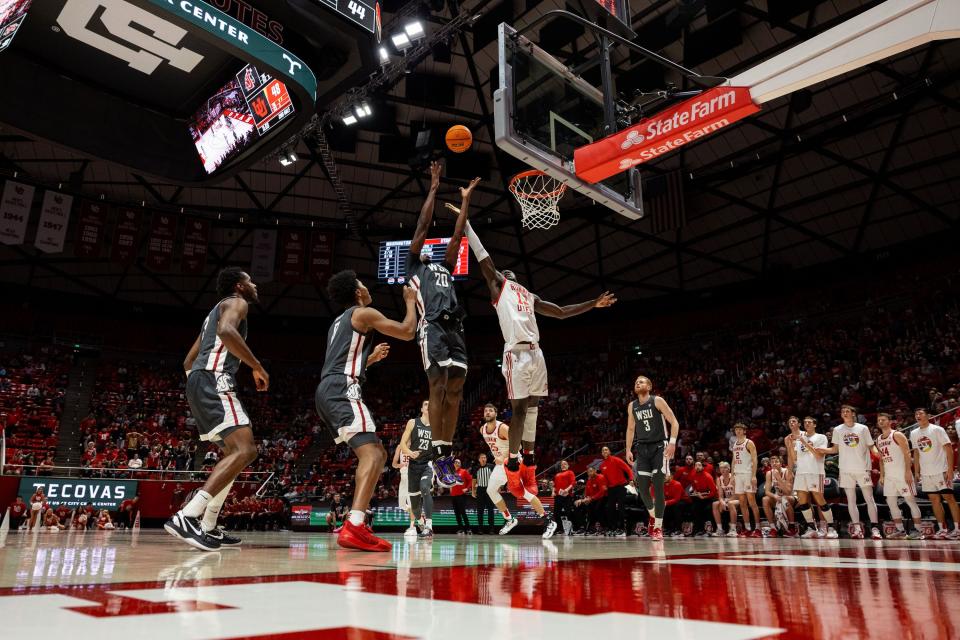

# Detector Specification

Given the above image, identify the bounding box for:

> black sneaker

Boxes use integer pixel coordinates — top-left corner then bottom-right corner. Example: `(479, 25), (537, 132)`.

(164, 511), (221, 551)
(206, 526), (242, 547)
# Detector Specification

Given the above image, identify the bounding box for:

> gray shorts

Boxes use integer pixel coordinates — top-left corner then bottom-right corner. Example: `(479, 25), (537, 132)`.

(316, 375), (378, 446)
(186, 371), (251, 443)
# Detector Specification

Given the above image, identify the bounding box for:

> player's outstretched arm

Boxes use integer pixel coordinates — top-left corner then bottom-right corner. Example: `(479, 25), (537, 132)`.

(444, 177), (480, 268)
(625, 402), (636, 465)
(391, 445), (403, 469)
(217, 297), (269, 391)
(411, 161), (442, 256)
(446, 204), (504, 301)
(400, 419), (418, 459)
(354, 286), (418, 340)
(183, 333), (201, 375)
(533, 291), (617, 319)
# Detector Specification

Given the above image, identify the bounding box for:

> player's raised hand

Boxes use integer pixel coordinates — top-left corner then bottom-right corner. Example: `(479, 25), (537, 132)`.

(402, 284), (417, 305)
(594, 291), (617, 308)
(370, 343), (390, 364)
(429, 160), (442, 191)
(460, 177), (481, 200)
(443, 202), (461, 216)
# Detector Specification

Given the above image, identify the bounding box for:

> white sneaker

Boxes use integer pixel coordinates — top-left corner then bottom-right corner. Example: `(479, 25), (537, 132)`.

(801, 528), (819, 539)
(871, 527), (883, 540)
(403, 525), (418, 539)
(947, 528), (960, 541)
(825, 527), (839, 539)
(499, 517), (519, 535)
(542, 520), (558, 539)
(725, 530), (738, 538)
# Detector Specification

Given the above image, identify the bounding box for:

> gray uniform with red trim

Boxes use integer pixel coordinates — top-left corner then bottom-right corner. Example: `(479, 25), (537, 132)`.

(186, 296), (251, 444)
(315, 307), (378, 444)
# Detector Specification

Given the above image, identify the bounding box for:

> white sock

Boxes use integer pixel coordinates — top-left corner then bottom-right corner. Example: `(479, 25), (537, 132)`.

(425, 518), (433, 529)
(182, 490), (212, 518)
(202, 481), (233, 532)
(895, 522), (905, 531)
(348, 510), (365, 526)
(654, 517), (663, 529)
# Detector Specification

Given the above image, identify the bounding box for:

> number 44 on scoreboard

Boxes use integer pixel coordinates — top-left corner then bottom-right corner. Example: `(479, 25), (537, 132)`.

(315, 0), (379, 36)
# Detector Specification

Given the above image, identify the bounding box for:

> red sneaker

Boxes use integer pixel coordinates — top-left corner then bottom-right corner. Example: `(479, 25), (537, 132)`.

(366, 524), (392, 551)
(505, 462), (524, 499)
(650, 527), (663, 541)
(337, 520), (391, 552)
(750, 529), (763, 538)
(520, 463), (538, 496)
(766, 529), (779, 538)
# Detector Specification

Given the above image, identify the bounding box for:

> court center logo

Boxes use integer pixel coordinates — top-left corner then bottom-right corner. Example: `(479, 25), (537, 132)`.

(842, 432), (860, 447)
(57, 0), (204, 75)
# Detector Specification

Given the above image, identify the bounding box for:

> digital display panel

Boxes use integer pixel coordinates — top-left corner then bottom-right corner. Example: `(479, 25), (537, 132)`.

(189, 63), (295, 174)
(0, 0), (31, 53)
(378, 238), (469, 284)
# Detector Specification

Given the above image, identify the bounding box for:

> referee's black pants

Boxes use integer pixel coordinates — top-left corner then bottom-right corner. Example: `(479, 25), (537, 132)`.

(452, 494), (470, 530)
(475, 489), (495, 533)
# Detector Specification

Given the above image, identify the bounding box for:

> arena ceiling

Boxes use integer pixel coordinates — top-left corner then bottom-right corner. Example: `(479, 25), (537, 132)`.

(1, 0), (959, 319)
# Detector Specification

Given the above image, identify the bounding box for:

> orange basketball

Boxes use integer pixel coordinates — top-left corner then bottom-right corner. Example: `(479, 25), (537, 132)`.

(445, 125), (473, 153)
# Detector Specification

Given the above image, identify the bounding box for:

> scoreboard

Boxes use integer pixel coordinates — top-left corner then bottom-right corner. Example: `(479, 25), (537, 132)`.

(310, 0), (381, 40)
(378, 238), (469, 284)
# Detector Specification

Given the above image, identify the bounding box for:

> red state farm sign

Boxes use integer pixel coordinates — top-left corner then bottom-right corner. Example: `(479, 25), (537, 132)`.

(574, 86), (760, 183)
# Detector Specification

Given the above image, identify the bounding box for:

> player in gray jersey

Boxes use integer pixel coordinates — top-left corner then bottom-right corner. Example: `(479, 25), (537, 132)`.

(316, 269), (417, 552)
(406, 160), (481, 487)
(400, 401), (435, 538)
(166, 267), (269, 552)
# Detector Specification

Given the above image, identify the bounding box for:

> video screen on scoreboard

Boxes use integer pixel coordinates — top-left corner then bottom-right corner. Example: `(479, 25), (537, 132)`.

(378, 238), (469, 284)
(188, 63), (295, 174)
(0, 0), (32, 53)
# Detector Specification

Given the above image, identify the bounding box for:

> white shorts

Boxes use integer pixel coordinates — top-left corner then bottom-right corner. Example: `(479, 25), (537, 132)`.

(793, 473), (824, 494)
(734, 472), (756, 495)
(839, 471), (873, 490)
(502, 345), (548, 400)
(882, 477), (915, 498)
(921, 473), (950, 493)
(398, 467), (411, 510)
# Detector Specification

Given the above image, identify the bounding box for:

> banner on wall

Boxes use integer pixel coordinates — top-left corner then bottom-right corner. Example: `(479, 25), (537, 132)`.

(145, 212), (177, 271)
(112, 207), (142, 266)
(0, 180), (35, 246)
(250, 229), (277, 282)
(181, 217), (210, 274)
(18, 476), (138, 509)
(74, 201), (108, 258)
(33, 190), (74, 253)
(278, 229), (307, 283)
(308, 230), (334, 288)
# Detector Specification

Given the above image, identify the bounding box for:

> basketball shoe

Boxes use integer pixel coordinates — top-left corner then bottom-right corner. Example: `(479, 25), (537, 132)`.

(649, 527), (663, 541)
(164, 511), (221, 552)
(205, 526), (242, 548)
(432, 456), (462, 488)
(499, 516), (519, 535)
(337, 520), (391, 552)
(542, 520), (557, 539)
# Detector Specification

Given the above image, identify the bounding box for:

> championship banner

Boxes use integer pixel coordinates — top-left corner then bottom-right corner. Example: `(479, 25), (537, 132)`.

(74, 201), (108, 258)
(18, 476), (138, 510)
(250, 228), (277, 282)
(181, 217), (210, 275)
(278, 229), (307, 283)
(574, 86), (761, 183)
(308, 230), (334, 288)
(145, 212), (177, 271)
(33, 190), (74, 253)
(0, 180), (35, 246)
(112, 207), (142, 266)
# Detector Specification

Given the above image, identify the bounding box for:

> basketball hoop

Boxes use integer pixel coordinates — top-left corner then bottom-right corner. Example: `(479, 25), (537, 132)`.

(509, 170), (566, 230)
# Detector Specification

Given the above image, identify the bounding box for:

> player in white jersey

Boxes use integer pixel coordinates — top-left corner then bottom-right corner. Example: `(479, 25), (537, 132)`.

(787, 416), (838, 538)
(711, 462), (740, 536)
(876, 413), (922, 539)
(453, 207), (615, 495)
(391, 444), (419, 537)
(826, 405), (881, 539)
(783, 415), (802, 476)
(730, 423), (762, 537)
(910, 407), (960, 539)
(762, 456), (797, 537)
(479, 403), (557, 539)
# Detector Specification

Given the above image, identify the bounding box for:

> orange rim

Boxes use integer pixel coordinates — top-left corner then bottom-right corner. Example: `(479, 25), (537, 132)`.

(509, 170), (567, 200)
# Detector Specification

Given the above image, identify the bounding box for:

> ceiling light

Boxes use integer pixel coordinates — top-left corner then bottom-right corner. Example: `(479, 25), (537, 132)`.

(378, 47), (389, 63)
(278, 148), (298, 166)
(391, 32), (411, 50)
(404, 21), (425, 39)
(342, 114), (358, 126)
(360, 102), (372, 117)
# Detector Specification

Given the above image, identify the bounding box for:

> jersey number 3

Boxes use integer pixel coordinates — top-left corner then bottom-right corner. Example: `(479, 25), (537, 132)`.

(642, 419), (651, 432)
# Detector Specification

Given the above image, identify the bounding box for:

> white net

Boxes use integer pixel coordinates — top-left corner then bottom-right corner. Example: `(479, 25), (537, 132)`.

(509, 171), (566, 230)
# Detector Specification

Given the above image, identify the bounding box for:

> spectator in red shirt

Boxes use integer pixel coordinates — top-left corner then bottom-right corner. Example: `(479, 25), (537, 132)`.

(657, 473), (686, 535)
(8, 496), (27, 529)
(695, 452), (715, 477)
(599, 446), (633, 535)
(575, 466), (608, 533)
(674, 455), (696, 489)
(54, 503), (71, 524)
(553, 460), (576, 534)
(688, 461), (718, 535)
(120, 496), (139, 528)
(450, 459), (473, 533)
(96, 509), (115, 530)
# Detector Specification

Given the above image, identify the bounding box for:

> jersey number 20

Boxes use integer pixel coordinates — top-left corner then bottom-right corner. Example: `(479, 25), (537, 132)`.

(434, 272), (449, 287)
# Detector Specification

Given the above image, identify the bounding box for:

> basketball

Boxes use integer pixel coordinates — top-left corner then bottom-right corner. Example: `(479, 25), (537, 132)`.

(445, 125), (472, 153)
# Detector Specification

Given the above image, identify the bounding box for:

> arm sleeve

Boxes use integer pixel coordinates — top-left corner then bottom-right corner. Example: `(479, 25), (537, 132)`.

(831, 429), (840, 445)
(863, 426), (875, 446)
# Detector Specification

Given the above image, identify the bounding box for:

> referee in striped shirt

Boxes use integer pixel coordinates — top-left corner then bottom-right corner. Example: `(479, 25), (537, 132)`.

(472, 453), (495, 534)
